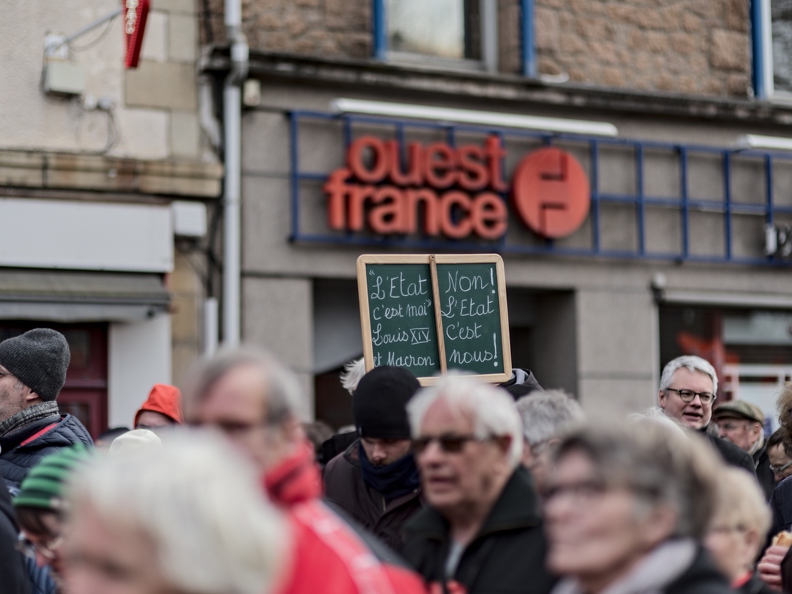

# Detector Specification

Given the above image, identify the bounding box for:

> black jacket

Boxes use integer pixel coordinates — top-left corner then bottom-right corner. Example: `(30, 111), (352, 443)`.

(738, 572), (776, 594)
(0, 476), (30, 594)
(702, 430), (757, 477)
(402, 466), (556, 594)
(0, 414), (93, 492)
(770, 475), (792, 535)
(663, 546), (734, 594)
(754, 443), (775, 501)
(324, 440), (422, 552)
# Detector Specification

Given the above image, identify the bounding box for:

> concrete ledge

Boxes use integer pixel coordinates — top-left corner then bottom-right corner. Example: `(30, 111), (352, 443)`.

(0, 150), (222, 198)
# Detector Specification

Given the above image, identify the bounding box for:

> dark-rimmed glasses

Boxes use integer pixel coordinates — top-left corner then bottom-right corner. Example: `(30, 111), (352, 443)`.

(770, 460), (792, 474)
(412, 434), (487, 454)
(665, 388), (716, 405)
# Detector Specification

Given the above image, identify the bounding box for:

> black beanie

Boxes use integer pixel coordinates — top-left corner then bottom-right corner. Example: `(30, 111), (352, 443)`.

(0, 329), (70, 401)
(353, 366), (420, 440)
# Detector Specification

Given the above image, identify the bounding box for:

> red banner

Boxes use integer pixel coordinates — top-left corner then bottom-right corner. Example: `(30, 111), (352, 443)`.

(123, 0), (150, 69)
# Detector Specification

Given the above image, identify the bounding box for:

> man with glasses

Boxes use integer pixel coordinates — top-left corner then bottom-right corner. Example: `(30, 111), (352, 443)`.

(402, 375), (556, 594)
(713, 400), (773, 499)
(658, 355), (755, 475)
(767, 429), (792, 483)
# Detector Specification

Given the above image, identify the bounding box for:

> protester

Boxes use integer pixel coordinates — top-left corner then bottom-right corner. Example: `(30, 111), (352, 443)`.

(63, 431), (286, 594)
(13, 446), (90, 592)
(501, 367), (543, 400)
(403, 374), (556, 594)
(0, 329), (93, 492)
(182, 348), (427, 594)
(324, 366), (422, 551)
(658, 355), (754, 475)
(545, 423), (731, 594)
(714, 400), (773, 499)
(107, 428), (161, 454)
(767, 429), (792, 484)
(0, 475), (27, 594)
(705, 466), (773, 594)
(93, 426), (129, 449)
(766, 384), (792, 537)
(515, 390), (584, 494)
(134, 383), (182, 430)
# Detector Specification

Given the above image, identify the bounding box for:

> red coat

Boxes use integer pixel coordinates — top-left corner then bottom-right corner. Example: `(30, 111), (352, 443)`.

(265, 442), (427, 594)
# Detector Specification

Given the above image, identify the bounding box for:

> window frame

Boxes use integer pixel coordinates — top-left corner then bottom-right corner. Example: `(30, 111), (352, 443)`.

(372, 0), (535, 75)
(752, 0), (792, 101)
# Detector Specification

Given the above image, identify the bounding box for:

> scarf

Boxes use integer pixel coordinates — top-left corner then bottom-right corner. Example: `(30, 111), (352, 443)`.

(263, 440), (323, 507)
(0, 401), (59, 438)
(550, 538), (697, 594)
(358, 442), (420, 502)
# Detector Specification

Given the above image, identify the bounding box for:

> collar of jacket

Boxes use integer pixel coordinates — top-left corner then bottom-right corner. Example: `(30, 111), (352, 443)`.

(343, 438), (422, 509)
(404, 466), (540, 542)
(0, 413), (62, 453)
(263, 439), (323, 507)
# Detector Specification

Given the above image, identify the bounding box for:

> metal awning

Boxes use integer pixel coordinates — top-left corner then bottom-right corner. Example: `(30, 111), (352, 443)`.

(0, 270), (170, 322)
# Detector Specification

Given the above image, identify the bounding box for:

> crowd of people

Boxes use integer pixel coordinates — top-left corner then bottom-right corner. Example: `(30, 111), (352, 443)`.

(3, 328), (792, 593)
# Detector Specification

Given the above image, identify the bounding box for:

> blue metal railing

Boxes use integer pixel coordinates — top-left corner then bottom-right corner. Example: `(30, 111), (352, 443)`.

(287, 110), (792, 267)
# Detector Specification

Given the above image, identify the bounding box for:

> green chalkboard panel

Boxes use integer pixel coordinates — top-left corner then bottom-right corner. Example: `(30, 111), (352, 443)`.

(357, 254), (511, 384)
(363, 263), (441, 378)
(437, 262), (504, 375)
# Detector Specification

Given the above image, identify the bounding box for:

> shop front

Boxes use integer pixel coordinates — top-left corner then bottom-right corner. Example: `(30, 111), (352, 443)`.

(239, 72), (792, 427)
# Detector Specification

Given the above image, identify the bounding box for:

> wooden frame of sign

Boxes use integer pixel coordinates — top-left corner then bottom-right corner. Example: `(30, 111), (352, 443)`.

(357, 253), (512, 386)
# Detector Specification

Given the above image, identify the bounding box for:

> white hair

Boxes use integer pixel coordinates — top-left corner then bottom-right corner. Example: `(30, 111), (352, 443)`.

(407, 374), (523, 468)
(341, 357), (366, 395)
(629, 407), (687, 436)
(67, 430), (287, 594)
(659, 355), (718, 395)
(515, 390), (584, 446)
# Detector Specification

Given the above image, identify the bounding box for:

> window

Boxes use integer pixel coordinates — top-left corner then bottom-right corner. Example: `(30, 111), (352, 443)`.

(753, 0), (792, 98)
(373, 0), (508, 73)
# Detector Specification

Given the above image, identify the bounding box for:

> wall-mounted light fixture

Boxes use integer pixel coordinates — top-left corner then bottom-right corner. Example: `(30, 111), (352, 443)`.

(331, 98), (619, 137)
(736, 134), (792, 151)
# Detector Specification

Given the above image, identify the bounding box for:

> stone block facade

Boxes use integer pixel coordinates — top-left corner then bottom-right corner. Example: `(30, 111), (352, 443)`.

(220, 0), (751, 98)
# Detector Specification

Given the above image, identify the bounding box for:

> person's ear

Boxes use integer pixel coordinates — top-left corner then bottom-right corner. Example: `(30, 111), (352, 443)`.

(24, 387), (39, 402)
(495, 435), (512, 455)
(658, 390), (667, 409)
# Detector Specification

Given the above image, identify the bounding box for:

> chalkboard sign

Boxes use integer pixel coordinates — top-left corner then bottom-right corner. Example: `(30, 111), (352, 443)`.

(357, 254), (512, 385)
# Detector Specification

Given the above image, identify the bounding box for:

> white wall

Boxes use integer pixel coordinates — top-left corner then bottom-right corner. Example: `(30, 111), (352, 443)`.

(0, 1), (174, 159)
(0, 199), (173, 272)
(108, 314), (172, 428)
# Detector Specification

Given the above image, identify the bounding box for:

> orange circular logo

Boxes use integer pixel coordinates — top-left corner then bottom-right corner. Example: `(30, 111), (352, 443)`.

(511, 147), (590, 238)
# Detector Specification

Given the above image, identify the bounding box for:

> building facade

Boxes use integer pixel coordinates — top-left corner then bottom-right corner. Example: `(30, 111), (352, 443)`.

(196, 0), (792, 428)
(0, 0), (219, 434)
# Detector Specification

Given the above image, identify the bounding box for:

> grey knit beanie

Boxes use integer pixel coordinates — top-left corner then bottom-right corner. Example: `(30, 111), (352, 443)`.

(0, 329), (70, 401)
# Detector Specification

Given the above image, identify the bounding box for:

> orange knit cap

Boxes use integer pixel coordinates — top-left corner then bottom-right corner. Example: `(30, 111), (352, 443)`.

(134, 384), (183, 426)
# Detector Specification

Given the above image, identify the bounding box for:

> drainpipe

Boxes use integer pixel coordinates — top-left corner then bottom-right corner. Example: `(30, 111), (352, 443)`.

(222, 0), (248, 347)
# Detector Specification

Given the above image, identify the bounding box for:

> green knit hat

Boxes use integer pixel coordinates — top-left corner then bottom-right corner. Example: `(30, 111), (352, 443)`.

(13, 446), (90, 510)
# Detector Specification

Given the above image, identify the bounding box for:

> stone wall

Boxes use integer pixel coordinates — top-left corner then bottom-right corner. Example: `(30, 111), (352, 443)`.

(535, 0), (751, 97)
(221, 0), (751, 98)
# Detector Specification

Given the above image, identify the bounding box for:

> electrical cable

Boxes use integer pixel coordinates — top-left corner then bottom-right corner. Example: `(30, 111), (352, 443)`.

(68, 13), (119, 52)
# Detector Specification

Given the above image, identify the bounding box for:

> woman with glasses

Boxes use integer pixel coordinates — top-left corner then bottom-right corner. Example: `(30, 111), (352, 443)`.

(705, 467), (774, 594)
(544, 423), (732, 594)
(12, 446), (89, 593)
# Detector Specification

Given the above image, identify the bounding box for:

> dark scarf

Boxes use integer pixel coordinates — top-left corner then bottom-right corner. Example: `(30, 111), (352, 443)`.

(358, 442), (420, 502)
(0, 401), (59, 438)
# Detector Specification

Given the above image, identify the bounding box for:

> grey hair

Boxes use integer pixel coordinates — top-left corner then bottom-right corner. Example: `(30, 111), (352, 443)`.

(659, 355), (718, 395)
(407, 374), (523, 469)
(628, 407), (687, 436)
(709, 466), (770, 558)
(515, 391), (584, 447)
(183, 347), (307, 425)
(340, 357), (366, 395)
(67, 431), (287, 594)
(554, 423), (723, 540)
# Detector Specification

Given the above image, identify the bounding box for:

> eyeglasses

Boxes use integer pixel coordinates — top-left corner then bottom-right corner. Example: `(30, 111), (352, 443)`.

(665, 388), (716, 405)
(709, 524), (748, 535)
(770, 460), (792, 474)
(16, 533), (63, 560)
(718, 421), (750, 432)
(411, 434), (488, 454)
(543, 480), (606, 503)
